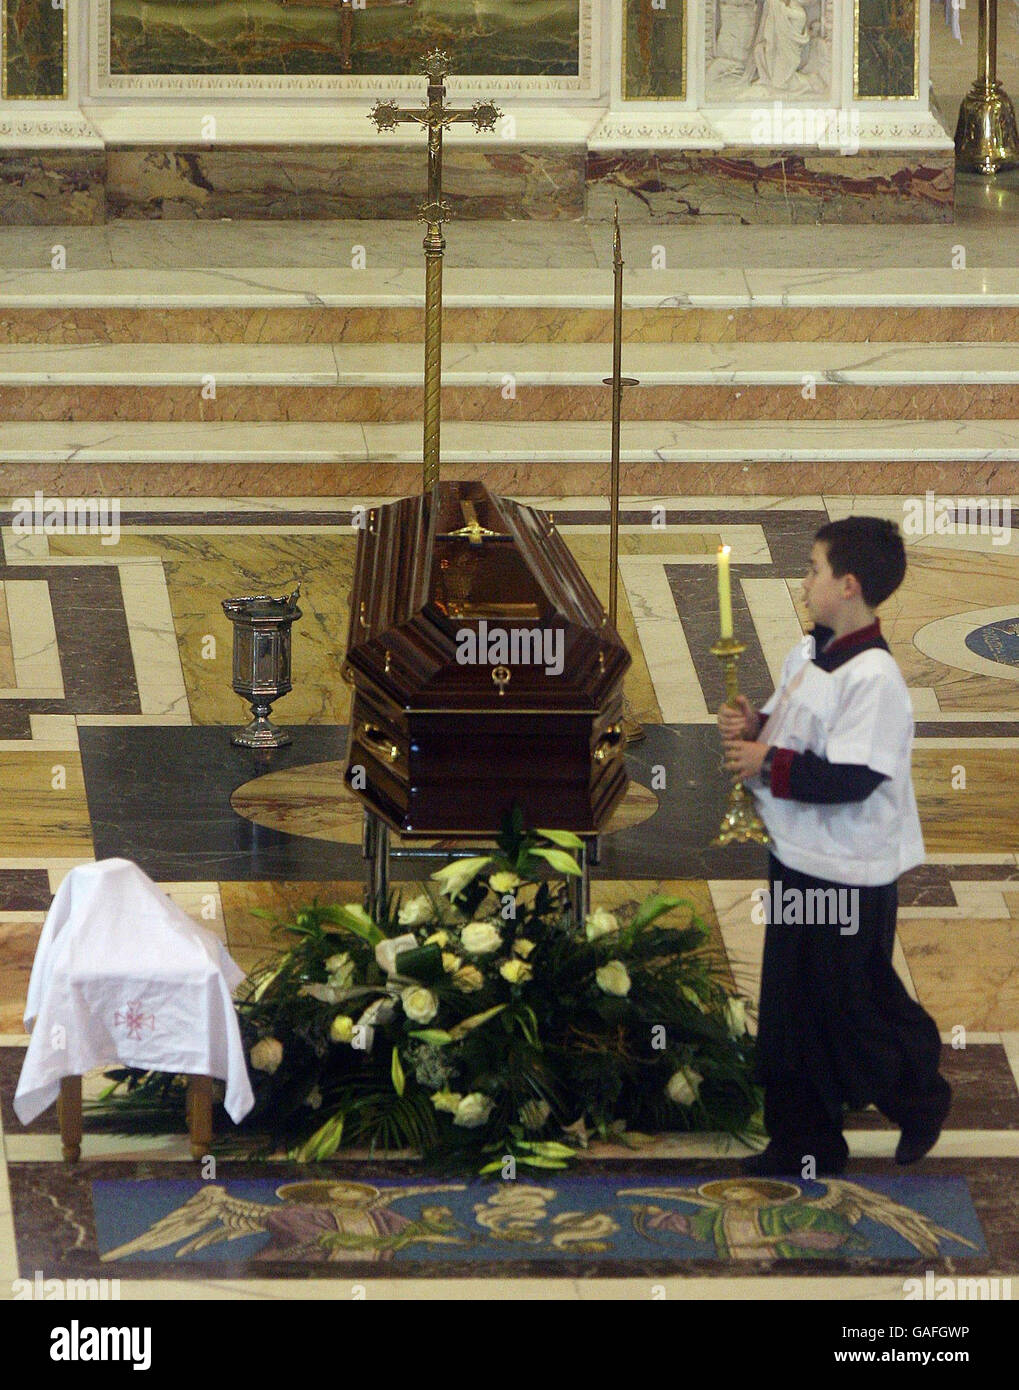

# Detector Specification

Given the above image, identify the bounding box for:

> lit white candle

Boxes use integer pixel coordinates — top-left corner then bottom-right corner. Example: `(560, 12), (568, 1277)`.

(717, 544), (733, 639)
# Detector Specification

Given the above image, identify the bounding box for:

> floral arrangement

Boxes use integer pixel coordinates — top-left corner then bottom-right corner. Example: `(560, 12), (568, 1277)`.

(229, 813), (760, 1171)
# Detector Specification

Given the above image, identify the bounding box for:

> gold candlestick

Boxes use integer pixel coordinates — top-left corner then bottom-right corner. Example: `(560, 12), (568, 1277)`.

(955, 0), (1019, 174)
(711, 635), (769, 847)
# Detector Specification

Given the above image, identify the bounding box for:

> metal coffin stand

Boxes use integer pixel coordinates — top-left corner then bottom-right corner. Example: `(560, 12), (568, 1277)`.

(343, 482), (632, 926)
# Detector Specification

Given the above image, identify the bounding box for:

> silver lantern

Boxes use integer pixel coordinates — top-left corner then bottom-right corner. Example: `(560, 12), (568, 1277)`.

(222, 586), (302, 748)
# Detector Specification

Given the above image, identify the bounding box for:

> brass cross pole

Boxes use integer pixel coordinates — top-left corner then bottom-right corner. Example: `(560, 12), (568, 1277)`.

(370, 51), (501, 493)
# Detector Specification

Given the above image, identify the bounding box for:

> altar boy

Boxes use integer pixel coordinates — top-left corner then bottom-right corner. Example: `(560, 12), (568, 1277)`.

(718, 516), (950, 1175)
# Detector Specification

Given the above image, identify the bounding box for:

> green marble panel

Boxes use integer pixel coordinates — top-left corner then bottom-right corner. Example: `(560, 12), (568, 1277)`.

(2, 0), (67, 99)
(623, 0), (685, 100)
(856, 0), (918, 99)
(108, 0), (581, 77)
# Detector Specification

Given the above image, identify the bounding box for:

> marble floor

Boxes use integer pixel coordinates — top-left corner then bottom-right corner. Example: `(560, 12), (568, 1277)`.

(0, 491), (1017, 1302)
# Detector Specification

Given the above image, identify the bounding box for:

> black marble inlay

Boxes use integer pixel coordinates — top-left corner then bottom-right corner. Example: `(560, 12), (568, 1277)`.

(0, 1048), (53, 1135)
(0, 869), (52, 911)
(0, 705), (32, 738)
(939, 864), (1019, 881)
(0, 510), (354, 529)
(79, 725), (354, 881)
(0, 566), (139, 715)
(849, 1044), (1019, 1131)
(46, 566), (139, 713)
(915, 723), (1019, 738)
(78, 723), (769, 884)
(5, 1156), (1013, 1282)
(898, 864), (956, 908)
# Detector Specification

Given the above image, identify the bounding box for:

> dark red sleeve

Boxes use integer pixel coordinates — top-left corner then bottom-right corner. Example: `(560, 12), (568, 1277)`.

(768, 747), (795, 798)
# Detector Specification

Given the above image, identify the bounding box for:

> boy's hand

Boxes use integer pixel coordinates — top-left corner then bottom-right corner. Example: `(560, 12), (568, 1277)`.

(717, 695), (760, 741)
(724, 740), (769, 781)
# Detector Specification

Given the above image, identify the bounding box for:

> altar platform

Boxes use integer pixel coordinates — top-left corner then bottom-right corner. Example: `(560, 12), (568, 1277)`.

(0, 0), (981, 224)
(2, 214), (1019, 500)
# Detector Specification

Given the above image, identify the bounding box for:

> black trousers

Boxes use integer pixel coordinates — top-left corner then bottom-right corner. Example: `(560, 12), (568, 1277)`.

(755, 853), (946, 1158)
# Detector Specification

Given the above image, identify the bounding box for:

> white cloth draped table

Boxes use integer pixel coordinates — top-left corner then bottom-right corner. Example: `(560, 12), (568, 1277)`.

(15, 858), (254, 1127)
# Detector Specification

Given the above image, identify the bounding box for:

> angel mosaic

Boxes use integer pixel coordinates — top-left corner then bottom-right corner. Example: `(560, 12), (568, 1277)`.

(619, 1179), (981, 1261)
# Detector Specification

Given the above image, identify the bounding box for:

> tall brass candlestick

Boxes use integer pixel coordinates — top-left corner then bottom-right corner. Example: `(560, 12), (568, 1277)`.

(603, 204), (644, 744)
(955, 0), (1019, 174)
(370, 53), (501, 493)
(712, 635), (769, 847)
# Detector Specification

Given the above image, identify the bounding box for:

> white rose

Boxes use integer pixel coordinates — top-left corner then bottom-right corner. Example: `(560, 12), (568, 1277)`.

(452, 965), (484, 993)
(398, 894), (433, 927)
(401, 986), (439, 1025)
(330, 1014), (354, 1044)
(460, 921), (503, 955)
(595, 960), (631, 996)
(442, 952), (462, 974)
(431, 1090), (462, 1114)
(325, 952), (356, 989)
(500, 958), (533, 984)
(375, 933), (419, 976)
(666, 1067), (703, 1107)
(725, 997), (747, 1037)
(453, 1093), (495, 1128)
(585, 907), (619, 941)
(489, 871), (521, 894)
(250, 1037), (284, 1074)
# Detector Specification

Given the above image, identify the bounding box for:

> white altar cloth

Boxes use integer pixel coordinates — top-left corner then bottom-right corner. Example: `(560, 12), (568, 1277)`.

(15, 859), (254, 1126)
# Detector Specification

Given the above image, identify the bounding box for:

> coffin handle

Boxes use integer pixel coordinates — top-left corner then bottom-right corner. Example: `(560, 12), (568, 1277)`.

(360, 723), (402, 765)
(593, 724), (624, 763)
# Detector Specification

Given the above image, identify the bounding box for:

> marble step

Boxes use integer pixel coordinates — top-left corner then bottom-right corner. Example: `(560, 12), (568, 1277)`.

(3, 267), (1019, 344)
(2, 342), (1018, 422)
(2, 419), (1019, 499)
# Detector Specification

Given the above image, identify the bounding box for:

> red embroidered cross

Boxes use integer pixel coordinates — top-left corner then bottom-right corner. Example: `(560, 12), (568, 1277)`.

(114, 1000), (156, 1041)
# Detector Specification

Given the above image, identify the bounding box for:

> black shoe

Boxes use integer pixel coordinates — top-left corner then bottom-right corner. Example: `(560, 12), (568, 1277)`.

(895, 1082), (952, 1165)
(740, 1143), (847, 1177)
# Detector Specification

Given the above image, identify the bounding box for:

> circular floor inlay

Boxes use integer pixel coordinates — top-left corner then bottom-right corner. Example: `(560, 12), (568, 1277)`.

(965, 618), (1019, 667)
(231, 760), (659, 845)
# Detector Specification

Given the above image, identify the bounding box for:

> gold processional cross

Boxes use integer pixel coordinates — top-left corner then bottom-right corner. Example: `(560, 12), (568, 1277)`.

(369, 52), (501, 493)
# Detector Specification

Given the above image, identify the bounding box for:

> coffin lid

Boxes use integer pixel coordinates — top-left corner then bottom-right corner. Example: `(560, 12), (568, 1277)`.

(344, 482), (630, 709)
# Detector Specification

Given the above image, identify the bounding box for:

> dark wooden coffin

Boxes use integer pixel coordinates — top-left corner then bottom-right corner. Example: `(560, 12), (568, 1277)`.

(342, 481), (631, 834)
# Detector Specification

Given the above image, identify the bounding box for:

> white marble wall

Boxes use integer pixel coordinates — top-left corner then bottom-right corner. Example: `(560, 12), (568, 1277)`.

(0, 0), (950, 156)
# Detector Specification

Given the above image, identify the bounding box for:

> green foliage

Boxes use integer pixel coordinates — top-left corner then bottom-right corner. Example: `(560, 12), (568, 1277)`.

(97, 808), (758, 1171)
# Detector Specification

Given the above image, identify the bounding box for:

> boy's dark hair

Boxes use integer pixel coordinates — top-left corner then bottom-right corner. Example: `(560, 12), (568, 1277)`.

(814, 516), (907, 608)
